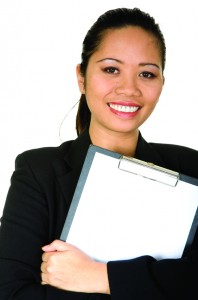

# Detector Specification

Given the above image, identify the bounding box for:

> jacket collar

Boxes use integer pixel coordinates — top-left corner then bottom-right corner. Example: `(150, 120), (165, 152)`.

(61, 128), (167, 182)
(135, 131), (165, 166)
(64, 128), (92, 170)
(64, 129), (165, 168)
(56, 128), (165, 206)
(55, 129), (92, 206)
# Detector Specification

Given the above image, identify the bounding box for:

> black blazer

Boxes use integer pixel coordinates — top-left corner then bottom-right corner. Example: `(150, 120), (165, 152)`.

(0, 129), (198, 300)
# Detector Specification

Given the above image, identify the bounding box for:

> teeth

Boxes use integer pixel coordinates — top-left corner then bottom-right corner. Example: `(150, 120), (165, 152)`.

(109, 103), (139, 113)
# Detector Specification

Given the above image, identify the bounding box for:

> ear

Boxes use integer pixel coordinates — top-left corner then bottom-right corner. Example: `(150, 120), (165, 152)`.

(76, 64), (85, 94)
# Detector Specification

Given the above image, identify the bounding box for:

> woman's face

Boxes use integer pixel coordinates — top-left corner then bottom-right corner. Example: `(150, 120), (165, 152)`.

(77, 26), (164, 136)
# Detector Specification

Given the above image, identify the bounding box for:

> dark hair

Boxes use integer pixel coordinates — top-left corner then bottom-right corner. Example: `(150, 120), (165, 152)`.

(76, 7), (166, 135)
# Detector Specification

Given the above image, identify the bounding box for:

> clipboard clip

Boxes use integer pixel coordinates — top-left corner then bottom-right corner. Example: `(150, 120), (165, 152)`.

(118, 156), (179, 187)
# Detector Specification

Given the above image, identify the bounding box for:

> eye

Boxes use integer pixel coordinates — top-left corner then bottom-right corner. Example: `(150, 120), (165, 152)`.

(103, 67), (119, 74)
(139, 71), (156, 79)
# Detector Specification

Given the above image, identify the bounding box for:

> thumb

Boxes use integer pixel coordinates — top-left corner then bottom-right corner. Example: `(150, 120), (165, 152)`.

(42, 239), (67, 252)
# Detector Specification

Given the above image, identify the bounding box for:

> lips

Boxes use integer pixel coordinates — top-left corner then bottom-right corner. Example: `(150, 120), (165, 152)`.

(108, 103), (140, 113)
(107, 102), (141, 117)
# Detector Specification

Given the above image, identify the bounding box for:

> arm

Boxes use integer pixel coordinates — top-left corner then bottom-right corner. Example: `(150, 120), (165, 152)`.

(0, 152), (110, 300)
(40, 238), (198, 299)
(107, 241), (198, 300)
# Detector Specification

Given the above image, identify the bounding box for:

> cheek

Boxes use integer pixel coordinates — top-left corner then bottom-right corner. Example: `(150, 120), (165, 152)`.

(145, 84), (162, 105)
(86, 75), (114, 99)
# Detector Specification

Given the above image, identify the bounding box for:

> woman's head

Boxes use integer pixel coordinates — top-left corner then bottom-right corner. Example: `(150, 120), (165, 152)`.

(76, 7), (166, 135)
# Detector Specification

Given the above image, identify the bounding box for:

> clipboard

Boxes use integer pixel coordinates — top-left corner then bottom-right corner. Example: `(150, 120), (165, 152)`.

(60, 145), (198, 262)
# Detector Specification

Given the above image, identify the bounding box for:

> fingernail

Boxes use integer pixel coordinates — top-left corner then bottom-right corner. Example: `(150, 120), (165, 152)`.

(42, 245), (49, 250)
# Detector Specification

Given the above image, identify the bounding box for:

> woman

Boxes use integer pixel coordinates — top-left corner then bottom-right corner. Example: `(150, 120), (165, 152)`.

(0, 7), (198, 299)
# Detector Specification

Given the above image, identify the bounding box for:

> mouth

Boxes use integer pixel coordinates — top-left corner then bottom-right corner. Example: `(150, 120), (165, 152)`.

(108, 102), (141, 113)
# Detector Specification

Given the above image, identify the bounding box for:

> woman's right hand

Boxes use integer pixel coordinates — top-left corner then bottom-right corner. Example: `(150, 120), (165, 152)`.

(41, 240), (110, 294)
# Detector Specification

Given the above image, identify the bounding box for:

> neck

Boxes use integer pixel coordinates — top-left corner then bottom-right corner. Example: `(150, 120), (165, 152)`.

(89, 125), (139, 157)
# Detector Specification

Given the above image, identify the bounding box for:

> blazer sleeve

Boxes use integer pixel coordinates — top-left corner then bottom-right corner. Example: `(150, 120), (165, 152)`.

(107, 250), (198, 299)
(0, 152), (110, 300)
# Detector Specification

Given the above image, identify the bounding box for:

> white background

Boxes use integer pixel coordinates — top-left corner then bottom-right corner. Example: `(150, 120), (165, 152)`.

(0, 0), (198, 216)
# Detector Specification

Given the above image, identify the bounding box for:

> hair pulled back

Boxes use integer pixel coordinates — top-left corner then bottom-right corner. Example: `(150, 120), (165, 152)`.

(76, 7), (166, 135)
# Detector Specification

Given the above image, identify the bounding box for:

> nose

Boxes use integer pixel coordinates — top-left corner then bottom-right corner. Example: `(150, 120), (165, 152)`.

(115, 76), (141, 97)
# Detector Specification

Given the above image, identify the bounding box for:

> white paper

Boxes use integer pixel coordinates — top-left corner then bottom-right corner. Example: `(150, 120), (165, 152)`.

(66, 152), (198, 262)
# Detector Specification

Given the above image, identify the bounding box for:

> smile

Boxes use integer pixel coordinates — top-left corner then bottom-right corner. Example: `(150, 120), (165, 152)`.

(108, 103), (140, 113)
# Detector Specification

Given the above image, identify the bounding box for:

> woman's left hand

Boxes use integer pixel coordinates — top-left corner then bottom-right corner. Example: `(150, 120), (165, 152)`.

(41, 240), (110, 294)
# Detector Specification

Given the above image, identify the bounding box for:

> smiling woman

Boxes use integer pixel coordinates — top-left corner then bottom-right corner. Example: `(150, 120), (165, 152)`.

(75, 13), (164, 157)
(0, 7), (198, 300)
(76, 26), (164, 155)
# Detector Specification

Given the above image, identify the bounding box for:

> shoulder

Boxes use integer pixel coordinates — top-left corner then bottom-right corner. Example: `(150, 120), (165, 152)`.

(137, 132), (198, 177)
(150, 142), (198, 160)
(14, 140), (74, 175)
(15, 129), (91, 168)
(150, 142), (198, 178)
(16, 140), (73, 163)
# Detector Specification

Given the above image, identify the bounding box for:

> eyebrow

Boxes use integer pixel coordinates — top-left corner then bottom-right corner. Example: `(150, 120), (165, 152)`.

(139, 63), (160, 69)
(96, 58), (123, 63)
(96, 58), (160, 69)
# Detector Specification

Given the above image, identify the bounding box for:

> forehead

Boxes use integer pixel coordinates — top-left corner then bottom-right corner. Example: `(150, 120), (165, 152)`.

(94, 26), (161, 60)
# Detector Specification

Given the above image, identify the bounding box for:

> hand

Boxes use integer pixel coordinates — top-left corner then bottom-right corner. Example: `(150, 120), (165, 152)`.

(41, 240), (110, 294)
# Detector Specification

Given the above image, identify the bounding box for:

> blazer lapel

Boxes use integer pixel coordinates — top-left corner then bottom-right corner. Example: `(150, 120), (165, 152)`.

(53, 129), (91, 207)
(53, 130), (166, 207)
(135, 131), (166, 167)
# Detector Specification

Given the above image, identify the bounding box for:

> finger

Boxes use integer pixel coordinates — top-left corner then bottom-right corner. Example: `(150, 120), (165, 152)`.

(41, 272), (48, 284)
(40, 261), (47, 273)
(43, 240), (68, 252)
(41, 272), (55, 287)
(42, 252), (49, 262)
(42, 244), (57, 252)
